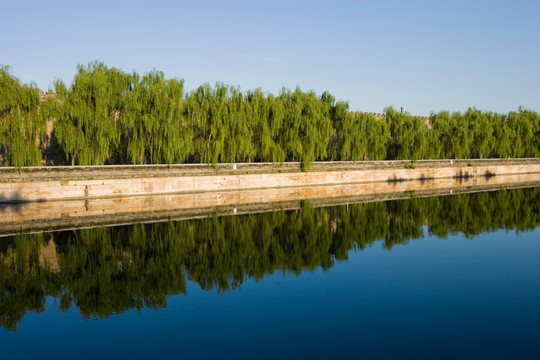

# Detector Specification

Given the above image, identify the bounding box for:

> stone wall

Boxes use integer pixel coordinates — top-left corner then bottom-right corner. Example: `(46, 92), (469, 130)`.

(1, 174), (538, 237)
(1, 159), (539, 203)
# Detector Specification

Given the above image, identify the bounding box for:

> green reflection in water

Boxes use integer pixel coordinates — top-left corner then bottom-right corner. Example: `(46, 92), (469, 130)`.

(1, 187), (539, 331)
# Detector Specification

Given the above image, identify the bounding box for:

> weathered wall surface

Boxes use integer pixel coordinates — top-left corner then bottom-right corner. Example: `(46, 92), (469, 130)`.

(1, 174), (539, 236)
(2, 158), (539, 181)
(1, 159), (539, 203)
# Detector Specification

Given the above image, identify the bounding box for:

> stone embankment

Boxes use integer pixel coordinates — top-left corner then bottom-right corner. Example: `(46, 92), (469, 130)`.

(1, 158), (539, 236)
(0, 159), (539, 203)
(0, 175), (538, 237)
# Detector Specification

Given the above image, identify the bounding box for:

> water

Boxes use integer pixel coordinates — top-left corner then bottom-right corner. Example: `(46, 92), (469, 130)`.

(1, 188), (539, 359)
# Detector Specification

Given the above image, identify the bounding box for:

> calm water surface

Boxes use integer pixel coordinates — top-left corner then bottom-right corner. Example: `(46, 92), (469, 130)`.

(1, 188), (539, 359)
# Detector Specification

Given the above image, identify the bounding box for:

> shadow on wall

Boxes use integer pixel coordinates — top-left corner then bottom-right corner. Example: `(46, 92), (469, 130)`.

(0, 192), (46, 205)
(454, 170), (473, 181)
(387, 176), (406, 184)
(0, 193), (25, 214)
(484, 170), (496, 179)
(418, 174), (435, 183)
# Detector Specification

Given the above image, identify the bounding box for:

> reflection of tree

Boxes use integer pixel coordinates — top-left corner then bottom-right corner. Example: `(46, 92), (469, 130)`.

(54, 225), (188, 319)
(0, 234), (52, 331)
(1, 188), (539, 331)
(426, 188), (540, 237)
(181, 206), (335, 291)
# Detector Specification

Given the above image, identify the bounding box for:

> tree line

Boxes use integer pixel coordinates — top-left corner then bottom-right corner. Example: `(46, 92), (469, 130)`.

(1, 62), (539, 168)
(1, 187), (538, 331)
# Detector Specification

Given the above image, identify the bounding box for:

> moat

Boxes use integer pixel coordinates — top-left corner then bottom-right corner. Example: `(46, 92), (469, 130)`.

(1, 187), (539, 359)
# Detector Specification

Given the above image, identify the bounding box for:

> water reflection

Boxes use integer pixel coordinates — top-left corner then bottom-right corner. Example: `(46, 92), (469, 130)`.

(1, 187), (539, 331)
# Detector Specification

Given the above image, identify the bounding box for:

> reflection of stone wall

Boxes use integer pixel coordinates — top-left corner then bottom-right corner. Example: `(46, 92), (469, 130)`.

(0, 235), (59, 272)
(39, 238), (59, 272)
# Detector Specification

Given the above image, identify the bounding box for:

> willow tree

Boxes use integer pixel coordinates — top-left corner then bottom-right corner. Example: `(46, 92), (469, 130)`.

(277, 88), (333, 169)
(431, 110), (473, 159)
(386, 107), (429, 160)
(246, 89), (284, 162)
(466, 108), (495, 159)
(505, 108), (540, 158)
(54, 61), (131, 165)
(336, 112), (388, 161)
(338, 112), (368, 160)
(263, 93), (287, 162)
(222, 87), (254, 162)
(121, 70), (192, 164)
(365, 114), (390, 160)
(185, 83), (226, 164)
(429, 111), (450, 158)
(319, 91), (349, 161)
(5, 61), (540, 166)
(0, 66), (48, 167)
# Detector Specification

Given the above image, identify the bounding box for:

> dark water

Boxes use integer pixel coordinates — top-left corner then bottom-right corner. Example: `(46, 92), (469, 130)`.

(1, 188), (539, 359)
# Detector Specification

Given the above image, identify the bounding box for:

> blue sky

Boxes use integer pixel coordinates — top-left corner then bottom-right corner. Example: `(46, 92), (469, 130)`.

(1, 0), (539, 115)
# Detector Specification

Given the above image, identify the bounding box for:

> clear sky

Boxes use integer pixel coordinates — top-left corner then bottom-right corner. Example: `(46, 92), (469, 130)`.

(1, 0), (539, 115)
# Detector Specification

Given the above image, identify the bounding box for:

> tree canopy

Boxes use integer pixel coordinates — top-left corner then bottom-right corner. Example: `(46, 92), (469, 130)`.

(1, 62), (539, 168)
(0, 66), (50, 167)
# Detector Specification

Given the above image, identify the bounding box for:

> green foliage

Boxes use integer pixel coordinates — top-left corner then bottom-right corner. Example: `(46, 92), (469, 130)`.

(0, 66), (48, 167)
(404, 162), (416, 169)
(1, 61), (540, 166)
(336, 112), (388, 160)
(429, 107), (539, 160)
(186, 83), (256, 164)
(505, 108), (540, 158)
(277, 88), (333, 169)
(121, 70), (192, 164)
(0, 233), (50, 331)
(247, 89), (285, 162)
(386, 107), (430, 160)
(53, 62), (130, 165)
(467, 108), (495, 159)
